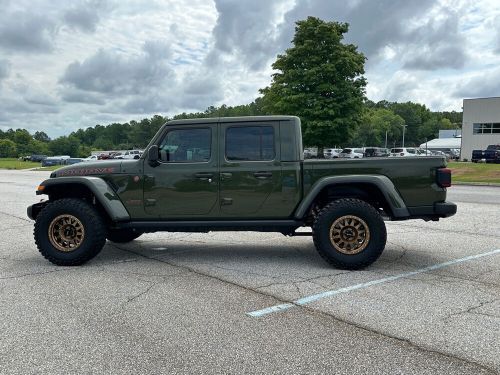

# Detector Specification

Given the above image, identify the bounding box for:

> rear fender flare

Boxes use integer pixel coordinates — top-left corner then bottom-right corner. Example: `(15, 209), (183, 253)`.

(294, 175), (409, 219)
(37, 177), (130, 222)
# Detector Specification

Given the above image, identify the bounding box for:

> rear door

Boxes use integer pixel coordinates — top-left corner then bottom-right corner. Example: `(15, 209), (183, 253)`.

(219, 122), (281, 217)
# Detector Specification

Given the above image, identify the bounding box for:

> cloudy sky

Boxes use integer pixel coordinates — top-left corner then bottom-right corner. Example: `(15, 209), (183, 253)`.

(1, 0), (499, 137)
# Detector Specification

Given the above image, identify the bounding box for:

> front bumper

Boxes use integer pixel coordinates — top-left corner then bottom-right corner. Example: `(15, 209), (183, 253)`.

(27, 201), (49, 220)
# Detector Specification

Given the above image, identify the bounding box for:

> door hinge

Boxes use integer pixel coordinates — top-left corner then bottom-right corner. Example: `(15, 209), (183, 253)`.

(221, 198), (233, 206)
(145, 199), (156, 207)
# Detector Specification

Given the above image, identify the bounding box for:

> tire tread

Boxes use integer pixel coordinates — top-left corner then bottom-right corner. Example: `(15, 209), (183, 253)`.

(34, 198), (106, 266)
(312, 198), (387, 270)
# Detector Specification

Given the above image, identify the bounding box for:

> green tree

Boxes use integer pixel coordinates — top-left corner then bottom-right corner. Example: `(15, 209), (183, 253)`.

(49, 136), (80, 156)
(351, 108), (404, 147)
(260, 17), (366, 154)
(28, 140), (50, 155)
(0, 139), (17, 157)
(33, 131), (50, 142)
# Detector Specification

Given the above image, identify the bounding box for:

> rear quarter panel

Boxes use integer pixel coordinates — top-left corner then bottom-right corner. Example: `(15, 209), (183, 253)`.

(303, 157), (447, 207)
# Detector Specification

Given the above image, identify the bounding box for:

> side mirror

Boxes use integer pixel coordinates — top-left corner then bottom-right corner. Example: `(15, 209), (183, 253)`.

(148, 145), (160, 167)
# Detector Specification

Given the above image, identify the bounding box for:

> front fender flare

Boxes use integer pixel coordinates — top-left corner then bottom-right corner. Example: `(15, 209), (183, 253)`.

(294, 175), (410, 219)
(37, 177), (130, 222)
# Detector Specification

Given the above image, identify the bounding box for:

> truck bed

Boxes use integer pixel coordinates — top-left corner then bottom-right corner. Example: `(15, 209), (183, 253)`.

(303, 157), (447, 207)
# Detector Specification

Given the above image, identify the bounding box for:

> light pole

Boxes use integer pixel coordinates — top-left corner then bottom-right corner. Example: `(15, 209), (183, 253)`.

(401, 124), (407, 147)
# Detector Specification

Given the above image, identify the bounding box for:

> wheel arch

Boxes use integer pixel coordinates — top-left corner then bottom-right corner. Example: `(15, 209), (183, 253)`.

(294, 175), (410, 220)
(37, 177), (130, 222)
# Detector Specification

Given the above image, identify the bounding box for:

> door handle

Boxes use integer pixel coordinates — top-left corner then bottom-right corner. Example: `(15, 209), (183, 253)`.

(253, 171), (272, 179)
(220, 172), (232, 180)
(195, 172), (213, 181)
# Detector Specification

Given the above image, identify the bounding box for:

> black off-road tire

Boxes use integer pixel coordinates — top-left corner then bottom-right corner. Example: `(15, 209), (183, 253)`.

(106, 229), (142, 243)
(34, 198), (106, 266)
(312, 198), (387, 270)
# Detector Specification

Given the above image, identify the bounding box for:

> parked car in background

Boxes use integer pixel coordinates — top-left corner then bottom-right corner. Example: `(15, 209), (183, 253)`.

(30, 154), (48, 162)
(41, 156), (70, 167)
(66, 158), (84, 165)
(84, 155), (99, 162)
(472, 144), (500, 163)
(111, 152), (124, 159)
(364, 147), (389, 157)
(122, 150), (142, 159)
(338, 148), (364, 158)
(389, 148), (418, 157)
(98, 153), (110, 160)
(303, 148), (318, 159)
(324, 148), (342, 159)
(416, 149), (433, 156)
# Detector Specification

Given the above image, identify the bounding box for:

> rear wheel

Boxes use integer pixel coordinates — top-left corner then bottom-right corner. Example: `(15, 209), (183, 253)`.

(34, 198), (106, 266)
(312, 198), (387, 270)
(106, 229), (142, 243)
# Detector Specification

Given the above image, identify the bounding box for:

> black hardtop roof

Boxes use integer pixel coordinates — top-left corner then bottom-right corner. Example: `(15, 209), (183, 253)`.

(166, 115), (299, 125)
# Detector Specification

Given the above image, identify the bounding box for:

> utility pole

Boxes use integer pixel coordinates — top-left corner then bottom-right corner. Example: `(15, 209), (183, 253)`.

(385, 130), (388, 148)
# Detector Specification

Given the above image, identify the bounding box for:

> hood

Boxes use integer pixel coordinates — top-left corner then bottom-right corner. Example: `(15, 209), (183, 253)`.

(50, 160), (125, 178)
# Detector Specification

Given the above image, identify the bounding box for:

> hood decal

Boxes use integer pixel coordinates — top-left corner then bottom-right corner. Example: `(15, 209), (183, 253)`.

(58, 167), (116, 177)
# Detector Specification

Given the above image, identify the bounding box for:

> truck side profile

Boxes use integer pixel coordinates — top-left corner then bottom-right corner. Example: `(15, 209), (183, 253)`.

(28, 116), (456, 269)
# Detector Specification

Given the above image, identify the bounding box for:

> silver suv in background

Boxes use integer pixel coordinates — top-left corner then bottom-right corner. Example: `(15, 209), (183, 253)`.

(339, 148), (364, 158)
(389, 148), (418, 157)
(324, 148), (342, 159)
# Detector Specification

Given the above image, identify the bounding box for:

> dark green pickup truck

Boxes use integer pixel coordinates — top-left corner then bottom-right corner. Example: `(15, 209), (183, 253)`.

(28, 116), (456, 269)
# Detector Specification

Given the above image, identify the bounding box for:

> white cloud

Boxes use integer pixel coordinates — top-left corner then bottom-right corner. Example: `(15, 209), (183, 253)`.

(0, 0), (499, 136)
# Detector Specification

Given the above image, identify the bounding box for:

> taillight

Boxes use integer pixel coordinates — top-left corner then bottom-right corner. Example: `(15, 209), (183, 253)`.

(437, 168), (452, 188)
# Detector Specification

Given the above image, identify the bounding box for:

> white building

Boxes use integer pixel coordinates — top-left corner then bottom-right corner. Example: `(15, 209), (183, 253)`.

(461, 97), (500, 161)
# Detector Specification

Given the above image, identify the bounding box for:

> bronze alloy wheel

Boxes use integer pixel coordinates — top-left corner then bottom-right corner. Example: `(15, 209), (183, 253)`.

(329, 215), (370, 255)
(48, 214), (85, 252)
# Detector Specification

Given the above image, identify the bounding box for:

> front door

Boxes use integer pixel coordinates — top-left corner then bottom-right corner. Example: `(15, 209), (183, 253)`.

(143, 124), (219, 218)
(219, 122), (281, 217)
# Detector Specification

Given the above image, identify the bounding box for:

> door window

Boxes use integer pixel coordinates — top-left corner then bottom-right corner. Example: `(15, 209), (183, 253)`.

(159, 128), (211, 163)
(226, 126), (275, 161)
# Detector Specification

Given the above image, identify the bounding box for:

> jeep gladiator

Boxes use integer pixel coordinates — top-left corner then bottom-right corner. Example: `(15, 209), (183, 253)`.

(28, 116), (456, 269)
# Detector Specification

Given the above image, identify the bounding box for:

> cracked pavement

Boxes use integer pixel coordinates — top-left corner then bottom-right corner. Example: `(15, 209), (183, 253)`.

(0, 170), (499, 374)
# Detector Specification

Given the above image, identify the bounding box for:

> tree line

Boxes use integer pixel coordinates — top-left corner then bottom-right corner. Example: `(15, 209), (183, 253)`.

(0, 17), (462, 158)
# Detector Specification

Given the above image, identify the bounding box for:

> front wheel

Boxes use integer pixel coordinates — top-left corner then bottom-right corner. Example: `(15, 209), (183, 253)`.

(34, 198), (106, 266)
(106, 229), (142, 243)
(312, 198), (387, 270)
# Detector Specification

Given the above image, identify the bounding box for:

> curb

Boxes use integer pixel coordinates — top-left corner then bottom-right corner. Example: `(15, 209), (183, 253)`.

(453, 181), (500, 187)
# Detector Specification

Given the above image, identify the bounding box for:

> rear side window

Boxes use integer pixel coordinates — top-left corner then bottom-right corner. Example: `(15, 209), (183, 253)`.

(226, 126), (275, 161)
(341, 148), (352, 153)
(391, 148), (403, 153)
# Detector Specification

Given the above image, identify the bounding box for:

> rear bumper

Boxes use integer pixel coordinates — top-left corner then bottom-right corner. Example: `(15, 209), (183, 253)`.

(407, 201), (457, 220)
(434, 201), (457, 217)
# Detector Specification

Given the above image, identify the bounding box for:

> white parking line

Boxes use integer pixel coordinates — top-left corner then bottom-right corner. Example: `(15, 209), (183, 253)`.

(247, 248), (500, 318)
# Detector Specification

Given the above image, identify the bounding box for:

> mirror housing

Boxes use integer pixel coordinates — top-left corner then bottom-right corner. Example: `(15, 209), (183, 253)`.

(147, 145), (160, 167)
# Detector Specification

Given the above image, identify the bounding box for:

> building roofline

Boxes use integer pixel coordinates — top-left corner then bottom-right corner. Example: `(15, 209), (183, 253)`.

(463, 96), (500, 101)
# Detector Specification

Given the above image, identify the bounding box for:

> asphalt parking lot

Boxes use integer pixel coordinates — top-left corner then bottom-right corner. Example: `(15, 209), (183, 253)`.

(0, 170), (499, 374)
